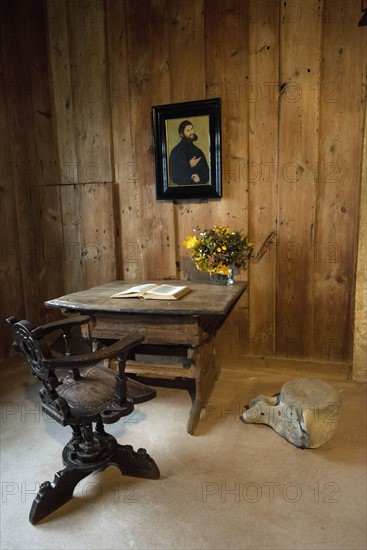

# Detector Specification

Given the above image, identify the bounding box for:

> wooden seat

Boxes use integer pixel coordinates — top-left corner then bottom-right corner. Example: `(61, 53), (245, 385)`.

(6, 315), (160, 524)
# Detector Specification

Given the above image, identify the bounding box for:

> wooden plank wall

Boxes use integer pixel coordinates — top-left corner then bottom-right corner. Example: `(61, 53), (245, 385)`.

(1, 0), (366, 368)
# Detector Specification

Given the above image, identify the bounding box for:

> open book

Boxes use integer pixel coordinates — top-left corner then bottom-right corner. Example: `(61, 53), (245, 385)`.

(110, 283), (191, 300)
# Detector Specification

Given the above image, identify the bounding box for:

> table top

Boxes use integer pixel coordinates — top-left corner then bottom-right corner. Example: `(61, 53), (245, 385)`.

(45, 280), (248, 317)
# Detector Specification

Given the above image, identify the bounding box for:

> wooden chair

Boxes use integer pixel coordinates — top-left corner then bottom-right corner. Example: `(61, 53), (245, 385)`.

(6, 315), (160, 524)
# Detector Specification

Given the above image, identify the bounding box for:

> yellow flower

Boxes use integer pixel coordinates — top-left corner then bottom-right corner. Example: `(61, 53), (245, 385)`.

(211, 264), (231, 275)
(213, 225), (230, 234)
(183, 226), (252, 274)
(183, 236), (199, 249)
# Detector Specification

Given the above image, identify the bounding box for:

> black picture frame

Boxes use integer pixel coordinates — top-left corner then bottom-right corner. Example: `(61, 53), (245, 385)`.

(152, 98), (222, 200)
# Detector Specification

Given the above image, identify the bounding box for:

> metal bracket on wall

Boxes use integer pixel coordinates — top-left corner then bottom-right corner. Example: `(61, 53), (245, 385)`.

(251, 230), (277, 263)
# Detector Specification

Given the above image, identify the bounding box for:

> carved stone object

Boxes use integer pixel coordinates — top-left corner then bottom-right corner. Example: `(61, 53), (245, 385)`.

(240, 377), (342, 449)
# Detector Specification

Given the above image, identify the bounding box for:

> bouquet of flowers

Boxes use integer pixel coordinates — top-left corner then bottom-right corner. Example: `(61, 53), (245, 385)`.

(183, 226), (254, 275)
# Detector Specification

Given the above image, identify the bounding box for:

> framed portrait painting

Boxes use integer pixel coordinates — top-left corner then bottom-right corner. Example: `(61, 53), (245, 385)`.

(152, 98), (222, 200)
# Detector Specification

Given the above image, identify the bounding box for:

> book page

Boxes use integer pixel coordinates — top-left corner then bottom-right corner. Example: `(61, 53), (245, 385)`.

(112, 284), (156, 297)
(145, 285), (183, 296)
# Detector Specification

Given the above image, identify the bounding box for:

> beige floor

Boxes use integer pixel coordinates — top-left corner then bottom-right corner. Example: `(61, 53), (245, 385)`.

(0, 355), (366, 550)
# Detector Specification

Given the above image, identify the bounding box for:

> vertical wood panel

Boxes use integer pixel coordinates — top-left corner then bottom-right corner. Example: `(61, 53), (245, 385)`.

(47, 0), (79, 184)
(313, 0), (366, 361)
(204, 0), (250, 236)
(23, 1), (65, 302)
(38, 186), (65, 301)
(67, 0), (113, 184)
(25, 1), (60, 187)
(48, 0), (116, 291)
(47, 0), (84, 292)
(1, 0), (44, 324)
(79, 183), (117, 288)
(167, 0), (209, 281)
(353, 105), (367, 380)
(106, 0), (140, 281)
(0, 39), (24, 354)
(124, 0), (176, 280)
(276, 0), (322, 358)
(204, 0), (251, 357)
(248, 0), (279, 355)
(60, 185), (83, 293)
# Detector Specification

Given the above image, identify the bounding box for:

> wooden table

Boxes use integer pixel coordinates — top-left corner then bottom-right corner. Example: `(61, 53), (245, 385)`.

(45, 280), (247, 434)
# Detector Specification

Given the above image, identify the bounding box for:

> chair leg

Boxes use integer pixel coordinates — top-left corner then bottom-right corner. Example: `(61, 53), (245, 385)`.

(29, 466), (93, 525)
(107, 444), (160, 480)
(29, 428), (159, 524)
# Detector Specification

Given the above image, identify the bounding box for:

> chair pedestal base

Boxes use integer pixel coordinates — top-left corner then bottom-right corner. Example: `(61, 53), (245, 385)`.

(30, 434), (160, 525)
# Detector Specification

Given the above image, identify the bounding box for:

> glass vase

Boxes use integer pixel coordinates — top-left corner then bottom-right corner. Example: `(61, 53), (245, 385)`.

(209, 267), (234, 285)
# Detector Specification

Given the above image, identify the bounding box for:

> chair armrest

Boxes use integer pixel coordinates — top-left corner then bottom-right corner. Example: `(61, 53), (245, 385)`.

(32, 315), (91, 338)
(44, 332), (144, 368)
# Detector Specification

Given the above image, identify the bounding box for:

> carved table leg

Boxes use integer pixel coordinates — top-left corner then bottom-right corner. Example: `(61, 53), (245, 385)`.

(186, 339), (221, 435)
